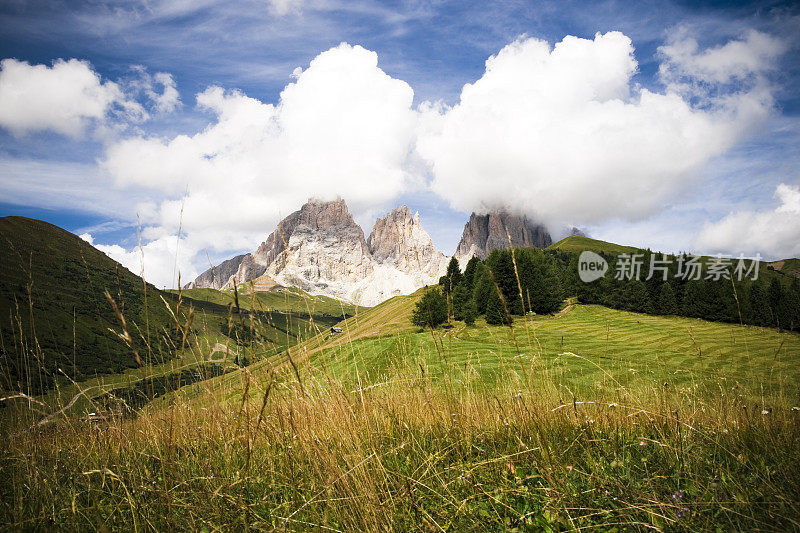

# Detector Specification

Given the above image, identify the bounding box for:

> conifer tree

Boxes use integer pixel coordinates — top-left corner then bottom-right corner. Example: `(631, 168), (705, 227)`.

(658, 283), (679, 315)
(748, 281), (771, 327)
(485, 287), (511, 325)
(411, 288), (448, 329)
(451, 284), (470, 321)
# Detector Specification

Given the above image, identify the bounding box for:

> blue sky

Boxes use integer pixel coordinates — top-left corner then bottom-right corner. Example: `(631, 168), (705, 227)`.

(1, 0), (799, 288)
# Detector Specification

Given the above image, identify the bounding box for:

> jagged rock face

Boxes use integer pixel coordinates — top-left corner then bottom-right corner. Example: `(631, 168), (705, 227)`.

(266, 218), (375, 302)
(252, 198), (359, 267)
(455, 211), (552, 262)
(188, 198), (452, 306)
(185, 254), (255, 290)
(367, 205), (449, 278)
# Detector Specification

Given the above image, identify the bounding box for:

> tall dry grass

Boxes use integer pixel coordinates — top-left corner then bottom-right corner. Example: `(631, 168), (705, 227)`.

(2, 343), (800, 531)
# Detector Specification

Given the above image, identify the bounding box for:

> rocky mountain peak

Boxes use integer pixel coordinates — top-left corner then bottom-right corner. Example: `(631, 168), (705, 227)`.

(187, 198), (450, 306)
(455, 210), (552, 262)
(252, 197), (365, 268)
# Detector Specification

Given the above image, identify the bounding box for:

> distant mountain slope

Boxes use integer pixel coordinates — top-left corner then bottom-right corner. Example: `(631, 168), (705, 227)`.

(454, 211), (552, 263)
(768, 258), (800, 279)
(0, 216), (180, 394)
(547, 235), (638, 255)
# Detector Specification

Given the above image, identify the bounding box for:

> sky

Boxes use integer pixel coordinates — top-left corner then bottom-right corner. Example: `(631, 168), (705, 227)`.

(1, 0), (799, 289)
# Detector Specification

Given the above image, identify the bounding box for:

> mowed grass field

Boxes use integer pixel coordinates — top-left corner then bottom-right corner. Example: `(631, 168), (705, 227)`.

(198, 288), (800, 406)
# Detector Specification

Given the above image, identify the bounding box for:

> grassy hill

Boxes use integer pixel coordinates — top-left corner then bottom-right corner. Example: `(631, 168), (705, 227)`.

(769, 257), (800, 278)
(174, 285), (362, 316)
(547, 234), (639, 254)
(199, 286), (800, 405)
(4, 227), (800, 530)
(0, 216), (186, 393)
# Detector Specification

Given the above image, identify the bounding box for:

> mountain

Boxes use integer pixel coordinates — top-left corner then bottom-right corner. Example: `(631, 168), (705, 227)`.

(454, 211), (552, 263)
(187, 253), (252, 290)
(367, 205), (449, 279)
(0, 216), (181, 393)
(188, 200), (449, 306)
(767, 258), (800, 279)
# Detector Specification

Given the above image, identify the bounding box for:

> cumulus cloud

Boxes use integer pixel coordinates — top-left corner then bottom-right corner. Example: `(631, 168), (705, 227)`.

(102, 42), (417, 275)
(84, 233), (199, 289)
(417, 31), (780, 225)
(0, 58), (145, 137)
(97, 32), (786, 288)
(694, 183), (800, 258)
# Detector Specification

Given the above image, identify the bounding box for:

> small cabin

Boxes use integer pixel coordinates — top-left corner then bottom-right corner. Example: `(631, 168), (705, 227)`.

(330, 326), (343, 334)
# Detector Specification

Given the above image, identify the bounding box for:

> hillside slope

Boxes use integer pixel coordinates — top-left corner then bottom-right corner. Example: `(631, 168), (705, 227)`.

(547, 235), (638, 254)
(0, 216), (181, 393)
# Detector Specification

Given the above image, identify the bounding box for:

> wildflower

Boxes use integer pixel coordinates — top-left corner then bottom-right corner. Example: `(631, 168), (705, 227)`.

(792, 407), (799, 412)
(609, 402), (618, 408)
(672, 490), (683, 502)
(761, 409), (770, 415)
(676, 507), (689, 518)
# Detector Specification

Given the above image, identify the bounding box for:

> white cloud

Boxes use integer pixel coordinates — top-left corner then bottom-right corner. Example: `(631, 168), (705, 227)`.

(88, 234), (199, 289)
(694, 183), (800, 258)
(658, 28), (785, 86)
(102, 42), (417, 275)
(268, 0), (301, 16)
(95, 32), (787, 288)
(0, 58), (145, 137)
(417, 31), (780, 226)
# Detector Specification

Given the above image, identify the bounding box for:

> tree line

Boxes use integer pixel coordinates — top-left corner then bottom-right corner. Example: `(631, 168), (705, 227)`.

(412, 248), (564, 328)
(412, 247), (800, 332)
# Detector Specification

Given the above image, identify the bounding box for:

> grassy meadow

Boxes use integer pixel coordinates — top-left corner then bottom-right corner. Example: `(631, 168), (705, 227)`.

(2, 286), (800, 531)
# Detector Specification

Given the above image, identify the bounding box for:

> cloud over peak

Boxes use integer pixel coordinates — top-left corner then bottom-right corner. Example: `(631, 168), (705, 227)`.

(418, 31), (780, 225)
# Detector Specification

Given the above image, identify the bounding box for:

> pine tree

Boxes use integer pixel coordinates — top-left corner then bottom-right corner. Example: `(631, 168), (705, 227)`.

(485, 287), (511, 325)
(451, 284), (470, 321)
(463, 256), (481, 292)
(682, 281), (702, 318)
(472, 266), (493, 314)
(463, 297), (478, 326)
(658, 283), (679, 315)
(411, 288), (448, 329)
(625, 280), (652, 314)
(748, 281), (771, 327)
(441, 257), (463, 294)
(768, 278), (785, 328)
(789, 278), (800, 331)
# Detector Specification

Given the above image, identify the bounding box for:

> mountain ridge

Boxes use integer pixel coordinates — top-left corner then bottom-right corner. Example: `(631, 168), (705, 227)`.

(189, 200), (554, 305)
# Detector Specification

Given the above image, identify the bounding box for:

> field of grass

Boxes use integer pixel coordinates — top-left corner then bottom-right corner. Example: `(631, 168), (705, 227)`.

(2, 286), (800, 531)
(547, 235), (639, 255)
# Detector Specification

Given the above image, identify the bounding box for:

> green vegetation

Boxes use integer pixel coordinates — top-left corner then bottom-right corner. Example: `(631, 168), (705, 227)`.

(0, 216), (181, 394)
(173, 285), (360, 316)
(3, 221), (800, 531)
(547, 234), (638, 255)
(3, 286), (800, 530)
(410, 287), (448, 328)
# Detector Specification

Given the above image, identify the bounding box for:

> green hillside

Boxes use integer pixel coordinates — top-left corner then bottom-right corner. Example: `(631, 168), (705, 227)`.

(547, 234), (639, 254)
(174, 285), (361, 316)
(769, 257), (800, 278)
(197, 286), (800, 405)
(0, 216), (184, 393)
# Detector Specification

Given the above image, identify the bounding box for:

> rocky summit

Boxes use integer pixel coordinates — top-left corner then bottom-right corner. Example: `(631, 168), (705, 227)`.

(454, 211), (552, 263)
(188, 199), (450, 306)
